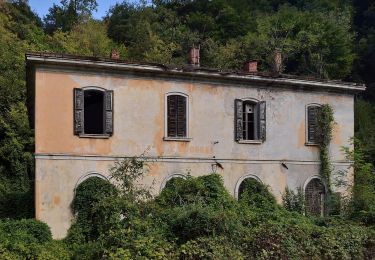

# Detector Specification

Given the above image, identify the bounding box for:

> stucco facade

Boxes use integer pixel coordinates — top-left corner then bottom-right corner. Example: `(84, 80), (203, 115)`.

(26, 53), (364, 239)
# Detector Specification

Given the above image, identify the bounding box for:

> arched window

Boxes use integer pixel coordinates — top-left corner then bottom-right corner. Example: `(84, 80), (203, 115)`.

(165, 93), (188, 139)
(234, 174), (263, 199)
(160, 173), (187, 192)
(306, 104), (322, 144)
(238, 177), (262, 200)
(235, 99), (266, 142)
(74, 87), (113, 136)
(305, 177), (326, 216)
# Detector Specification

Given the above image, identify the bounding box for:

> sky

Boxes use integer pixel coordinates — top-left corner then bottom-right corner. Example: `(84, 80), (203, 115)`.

(28, 0), (125, 20)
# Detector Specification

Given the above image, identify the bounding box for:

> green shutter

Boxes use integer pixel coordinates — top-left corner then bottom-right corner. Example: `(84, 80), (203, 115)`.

(258, 101), (266, 141)
(235, 99), (243, 141)
(104, 90), (113, 135)
(74, 88), (84, 135)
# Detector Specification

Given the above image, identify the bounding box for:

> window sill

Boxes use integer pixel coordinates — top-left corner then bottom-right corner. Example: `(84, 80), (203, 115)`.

(78, 134), (111, 139)
(163, 137), (192, 142)
(237, 140), (263, 144)
(305, 142), (319, 146)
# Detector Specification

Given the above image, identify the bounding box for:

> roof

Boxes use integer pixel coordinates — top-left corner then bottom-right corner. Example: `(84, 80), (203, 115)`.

(25, 52), (366, 93)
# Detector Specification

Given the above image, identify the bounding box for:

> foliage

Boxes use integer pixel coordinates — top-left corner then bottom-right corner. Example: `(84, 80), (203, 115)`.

(343, 138), (375, 225)
(0, 219), (71, 259)
(70, 176), (117, 241)
(316, 104), (335, 192)
(44, 0), (98, 34)
(238, 177), (276, 209)
(282, 186), (305, 214)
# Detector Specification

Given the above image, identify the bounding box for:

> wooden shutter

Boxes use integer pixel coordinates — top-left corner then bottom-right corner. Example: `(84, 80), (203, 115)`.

(176, 95), (187, 137)
(167, 95), (177, 137)
(307, 106), (319, 143)
(235, 99), (243, 141)
(167, 95), (187, 137)
(104, 90), (113, 135)
(258, 101), (266, 141)
(74, 88), (84, 135)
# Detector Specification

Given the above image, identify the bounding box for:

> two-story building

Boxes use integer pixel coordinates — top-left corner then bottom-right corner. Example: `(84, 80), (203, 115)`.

(26, 50), (365, 238)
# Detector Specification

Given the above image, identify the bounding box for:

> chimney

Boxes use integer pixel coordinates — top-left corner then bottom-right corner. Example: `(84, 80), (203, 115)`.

(243, 60), (258, 73)
(110, 49), (120, 60)
(272, 48), (282, 74)
(189, 46), (200, 67)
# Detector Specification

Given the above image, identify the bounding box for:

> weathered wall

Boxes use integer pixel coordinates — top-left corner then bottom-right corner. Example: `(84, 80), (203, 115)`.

(34, 67), (354, 238)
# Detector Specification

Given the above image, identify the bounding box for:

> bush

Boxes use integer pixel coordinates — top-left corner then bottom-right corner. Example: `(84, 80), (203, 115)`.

(71, 176), (117, 241)
(0, 219), (54, 258)
(157, 174), (235, 208)
(238, 178), (276, 210)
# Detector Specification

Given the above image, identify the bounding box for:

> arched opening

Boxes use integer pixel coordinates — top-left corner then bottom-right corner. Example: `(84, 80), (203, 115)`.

(236, 176), (276, 208)
(160, 174), (187, 192)
(305, 178), (326, 216)
(238, 177), (263, 200)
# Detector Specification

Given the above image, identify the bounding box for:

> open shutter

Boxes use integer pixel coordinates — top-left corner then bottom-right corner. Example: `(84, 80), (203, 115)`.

(307, 106), (318, 143)
(176, 95), (187, 137)
(104, 90), (113, 135)
(258, 101), (266, 141)
(74, 88), (84, 135)
(235, 99), (243, 141)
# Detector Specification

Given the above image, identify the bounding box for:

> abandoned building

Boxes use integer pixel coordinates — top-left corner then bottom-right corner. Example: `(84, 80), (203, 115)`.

(26, 49), (365, 238)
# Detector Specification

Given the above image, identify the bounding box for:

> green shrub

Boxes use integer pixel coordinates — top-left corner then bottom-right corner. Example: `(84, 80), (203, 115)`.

(238, 178), (276, 210)
(71, 176), (117, 241)
(157, 174), (235, 208)
(282, 187), (305, 214)
(0, 219), (53, 258)
(178, 236), (244, 259)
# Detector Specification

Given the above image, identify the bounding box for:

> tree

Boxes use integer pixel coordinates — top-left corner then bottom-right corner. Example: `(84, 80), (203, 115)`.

(44, 0), (97, 34)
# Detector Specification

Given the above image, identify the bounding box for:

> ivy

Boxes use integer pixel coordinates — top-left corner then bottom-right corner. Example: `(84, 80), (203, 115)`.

(316, 104), (335, 193)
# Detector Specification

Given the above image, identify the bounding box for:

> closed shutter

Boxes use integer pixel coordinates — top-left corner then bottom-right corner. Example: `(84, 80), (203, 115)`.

(74, 88), (84, 135)
(167, 95), (187, 137)
(176, 95), (186, 137)
(235, 99), (243, 141)
(104, 90), (113, 135)
(307, 106), (319, 143)
(258, 101), (266, 141)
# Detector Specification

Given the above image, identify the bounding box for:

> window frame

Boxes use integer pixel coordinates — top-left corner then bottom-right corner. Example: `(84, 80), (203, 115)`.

(164, 92), (191, 142)
(74, 86), (113, 138)
(235, 98), (265, 144)
(305, 103), (322, 146)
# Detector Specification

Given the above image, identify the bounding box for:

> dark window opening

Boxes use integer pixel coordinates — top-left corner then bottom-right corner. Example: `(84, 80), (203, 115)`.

(305, 178), (325, 216)
(243, 101), (257, 140)
(84, 90), (104, 134)
(167, 94), (187, 137)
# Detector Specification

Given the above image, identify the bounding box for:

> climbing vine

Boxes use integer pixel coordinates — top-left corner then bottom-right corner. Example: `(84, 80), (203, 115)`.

(316, 104), (335, 193)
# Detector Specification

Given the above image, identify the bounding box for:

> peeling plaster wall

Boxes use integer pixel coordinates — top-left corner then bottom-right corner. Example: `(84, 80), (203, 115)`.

(34, 67), (355, 238)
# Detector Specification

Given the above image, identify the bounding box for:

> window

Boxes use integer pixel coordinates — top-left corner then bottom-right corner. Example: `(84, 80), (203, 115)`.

(74, 88), (113, 136)
(166, 93), (188, 139)
(305, 178), (326, 216)
(235, 99), (266, 142)
(306, 104), (321, 144)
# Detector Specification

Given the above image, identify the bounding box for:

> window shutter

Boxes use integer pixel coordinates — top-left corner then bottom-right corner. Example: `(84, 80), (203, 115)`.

(74, 88), (84, 135)
(235, 99), (243, 141)
(176, 95), (187, 137)
(167, 95), (177, 137)
(258, 101), (266, 141)
(104, 90), (114, 135)
(307, 106), (318, 143)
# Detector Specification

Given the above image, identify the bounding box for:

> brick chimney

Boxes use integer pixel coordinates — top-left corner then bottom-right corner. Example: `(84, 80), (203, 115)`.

(189, 46), (200, 67)
(110, 49), (120, 60)
(272, 48), (282, 74)
(243, 60), (258, 73)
